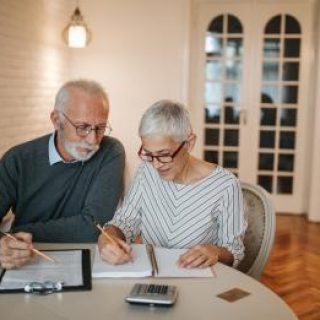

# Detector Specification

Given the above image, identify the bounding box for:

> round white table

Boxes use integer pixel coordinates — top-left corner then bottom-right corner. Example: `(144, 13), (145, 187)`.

(0, 244), (297, 320)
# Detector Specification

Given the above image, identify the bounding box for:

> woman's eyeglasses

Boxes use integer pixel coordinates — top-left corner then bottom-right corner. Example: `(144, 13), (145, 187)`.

(138, 141), (186, 163)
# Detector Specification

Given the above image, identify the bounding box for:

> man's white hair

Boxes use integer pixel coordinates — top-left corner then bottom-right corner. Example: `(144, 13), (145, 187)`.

(139, 100), (192, 142)
(54, 79), (109, 113)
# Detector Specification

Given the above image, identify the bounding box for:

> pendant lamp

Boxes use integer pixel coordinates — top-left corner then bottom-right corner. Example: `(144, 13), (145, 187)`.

(63, 5), (91, 48)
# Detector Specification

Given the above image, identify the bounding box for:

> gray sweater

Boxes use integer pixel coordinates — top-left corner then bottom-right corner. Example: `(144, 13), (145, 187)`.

(0, 134), (125, 242)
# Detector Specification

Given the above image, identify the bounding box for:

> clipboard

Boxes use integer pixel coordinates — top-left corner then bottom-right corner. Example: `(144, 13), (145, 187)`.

(0, 249), (92, 294)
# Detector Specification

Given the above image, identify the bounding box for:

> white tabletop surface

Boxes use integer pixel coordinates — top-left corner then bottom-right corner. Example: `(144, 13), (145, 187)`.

(0, 243), (297, 320)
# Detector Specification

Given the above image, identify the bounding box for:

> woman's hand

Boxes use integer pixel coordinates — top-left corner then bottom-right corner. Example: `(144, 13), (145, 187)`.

(177, 244), (220, 268)
(98, 232), (133, 265)
(0, 232), (34, 269)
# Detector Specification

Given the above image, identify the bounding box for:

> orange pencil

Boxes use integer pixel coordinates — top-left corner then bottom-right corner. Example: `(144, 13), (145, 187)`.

(96, 224), (133, 262)
(96, 224), (118, 245)
(4, 232), (56, 263)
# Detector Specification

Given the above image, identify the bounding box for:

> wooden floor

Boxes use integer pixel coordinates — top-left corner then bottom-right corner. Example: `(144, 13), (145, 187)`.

(261, 214), (320, 320)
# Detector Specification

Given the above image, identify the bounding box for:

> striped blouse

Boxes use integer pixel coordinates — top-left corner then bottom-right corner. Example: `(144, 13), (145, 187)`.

(109, 162), (247, 267)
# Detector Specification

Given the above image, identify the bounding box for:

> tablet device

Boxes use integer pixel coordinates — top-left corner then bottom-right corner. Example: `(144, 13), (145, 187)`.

(125, 283), (178, 306)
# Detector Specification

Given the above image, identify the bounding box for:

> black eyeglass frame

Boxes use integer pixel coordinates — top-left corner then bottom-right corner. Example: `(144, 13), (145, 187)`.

(60, 112), (112, 137)
(138, 141), (186, 163)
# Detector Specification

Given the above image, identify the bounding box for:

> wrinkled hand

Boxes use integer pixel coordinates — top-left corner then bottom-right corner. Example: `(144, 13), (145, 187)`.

(0, 232), (34, 269)
(98, 234), (133, 265)
(177, 244), (219, 268)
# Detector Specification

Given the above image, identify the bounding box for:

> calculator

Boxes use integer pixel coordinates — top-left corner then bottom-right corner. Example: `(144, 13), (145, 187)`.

(125, 283), (178, 306)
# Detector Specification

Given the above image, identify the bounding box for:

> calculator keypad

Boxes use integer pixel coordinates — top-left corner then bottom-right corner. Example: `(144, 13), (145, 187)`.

(146, 284), (168, 295)
(126, 283), (178, 305)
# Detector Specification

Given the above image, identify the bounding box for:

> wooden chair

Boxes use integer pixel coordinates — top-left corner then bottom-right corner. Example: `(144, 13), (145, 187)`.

(237, 182), (276, 280)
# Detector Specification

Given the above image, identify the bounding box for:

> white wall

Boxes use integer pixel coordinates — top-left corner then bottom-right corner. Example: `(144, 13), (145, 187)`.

(1, 0), (319, 220)
(68, 0), (191, 179)
(0, 0), (71, 156)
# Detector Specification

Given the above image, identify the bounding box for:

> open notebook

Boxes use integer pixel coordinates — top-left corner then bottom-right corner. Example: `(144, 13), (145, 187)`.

(92, 244), (213, 278)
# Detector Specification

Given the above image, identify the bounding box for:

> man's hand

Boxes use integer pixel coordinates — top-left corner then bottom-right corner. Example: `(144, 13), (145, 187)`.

(0, 232), (34, 269)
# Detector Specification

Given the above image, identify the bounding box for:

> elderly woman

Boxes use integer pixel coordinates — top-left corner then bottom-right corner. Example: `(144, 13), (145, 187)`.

(98, 100), (246, 268)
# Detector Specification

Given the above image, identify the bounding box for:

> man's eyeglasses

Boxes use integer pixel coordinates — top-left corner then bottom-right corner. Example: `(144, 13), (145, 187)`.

(138, 141), (186, 163)
(60, 112), (112, 137)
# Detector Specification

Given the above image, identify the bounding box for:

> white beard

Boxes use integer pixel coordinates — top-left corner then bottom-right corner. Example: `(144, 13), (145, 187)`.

(64, 139), (99, 161)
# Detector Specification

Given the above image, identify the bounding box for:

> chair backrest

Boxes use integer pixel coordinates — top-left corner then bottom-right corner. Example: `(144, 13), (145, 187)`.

(237, 182), (276, 280)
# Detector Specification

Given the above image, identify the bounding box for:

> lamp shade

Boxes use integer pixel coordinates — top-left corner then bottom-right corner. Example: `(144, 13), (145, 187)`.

(63, 7), (91, 48)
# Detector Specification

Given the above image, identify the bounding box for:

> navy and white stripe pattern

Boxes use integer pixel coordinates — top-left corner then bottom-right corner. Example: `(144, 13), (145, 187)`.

(109, 162), (247, 267)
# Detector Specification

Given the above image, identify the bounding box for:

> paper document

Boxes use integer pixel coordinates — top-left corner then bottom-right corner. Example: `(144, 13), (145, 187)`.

(92, 244), (213, 278)
(92, 245), (153, 278)
(0, 250), (83, 290)
(155, 247), (213, 277)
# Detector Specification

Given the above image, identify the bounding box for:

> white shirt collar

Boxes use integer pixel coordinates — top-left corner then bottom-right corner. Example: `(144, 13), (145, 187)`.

(48, 132), (79, 165)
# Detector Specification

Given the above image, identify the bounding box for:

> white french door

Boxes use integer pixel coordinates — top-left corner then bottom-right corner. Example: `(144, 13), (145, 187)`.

(190, 0), (314, 213)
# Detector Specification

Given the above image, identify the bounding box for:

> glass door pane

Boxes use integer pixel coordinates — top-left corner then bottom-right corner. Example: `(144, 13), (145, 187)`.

(204, 14), (244, 175)
(257, 14), (301, 194)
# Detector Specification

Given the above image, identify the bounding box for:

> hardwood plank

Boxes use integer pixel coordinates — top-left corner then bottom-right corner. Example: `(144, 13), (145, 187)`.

(261, 214), (320, 320)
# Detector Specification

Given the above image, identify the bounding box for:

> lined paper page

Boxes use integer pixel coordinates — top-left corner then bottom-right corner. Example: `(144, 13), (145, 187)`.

(92, 244), (152, 278)
(155, 247), (213, 277)
(0, 250), (83, 290)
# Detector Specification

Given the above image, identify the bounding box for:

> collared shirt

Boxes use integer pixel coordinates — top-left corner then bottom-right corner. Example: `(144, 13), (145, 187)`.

(48, 132), (78, 165)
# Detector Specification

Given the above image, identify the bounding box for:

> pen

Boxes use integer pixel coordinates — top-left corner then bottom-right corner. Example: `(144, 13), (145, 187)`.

(1, 232), (56, 263)
(147, 243), (158, 276)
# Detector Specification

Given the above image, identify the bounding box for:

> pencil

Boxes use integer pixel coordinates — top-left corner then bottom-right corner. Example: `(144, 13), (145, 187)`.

(3, 232), (56, 263)
(96, 224), (134, 262)
(96, 223), (118, 245)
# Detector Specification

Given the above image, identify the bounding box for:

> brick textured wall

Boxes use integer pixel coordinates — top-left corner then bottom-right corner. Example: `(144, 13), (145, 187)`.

(0, 0), (71, 156)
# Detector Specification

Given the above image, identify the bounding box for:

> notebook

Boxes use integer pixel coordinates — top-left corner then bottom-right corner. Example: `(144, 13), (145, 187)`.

(92, 244), (213, 278)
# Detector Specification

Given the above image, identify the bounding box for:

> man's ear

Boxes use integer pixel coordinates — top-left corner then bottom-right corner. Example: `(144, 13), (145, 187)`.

(50, 110), (61, 130)
(186, 133), (196, 152)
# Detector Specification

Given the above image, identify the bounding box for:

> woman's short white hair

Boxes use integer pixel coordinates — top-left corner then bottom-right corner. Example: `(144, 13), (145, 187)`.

(139, 100), (192, 142)
(54, 79), (109, 112)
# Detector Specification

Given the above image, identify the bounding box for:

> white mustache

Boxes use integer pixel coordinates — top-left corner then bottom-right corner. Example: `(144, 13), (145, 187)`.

(75, 142), (99, 152)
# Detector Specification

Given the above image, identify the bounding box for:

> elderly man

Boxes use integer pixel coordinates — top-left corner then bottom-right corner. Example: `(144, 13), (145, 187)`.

(0, 79), (125, 269)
